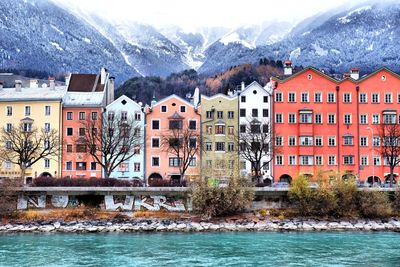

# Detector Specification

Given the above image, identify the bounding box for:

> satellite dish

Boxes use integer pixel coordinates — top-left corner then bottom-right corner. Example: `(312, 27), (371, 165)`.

(186, 93), (192, 99)
(139, 102), (143, 106)
(42, 83), (48, 88)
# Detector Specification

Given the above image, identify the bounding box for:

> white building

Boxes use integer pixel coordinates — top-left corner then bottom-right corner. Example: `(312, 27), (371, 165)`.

(238, 81), (273, 183)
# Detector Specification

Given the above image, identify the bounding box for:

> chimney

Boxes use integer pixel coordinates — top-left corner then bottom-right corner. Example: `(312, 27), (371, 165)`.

(100, 67), (108, 85)
(350, 68), (360, 80)
(284, 60), (293, 76)
(241, 81), (245, 91)
(30, 79), (38, 88)
(106, 76), (115, 105)
(65, 74), (71, 87)
(15, 80), (22, 92)
(49, 77), (55, 90)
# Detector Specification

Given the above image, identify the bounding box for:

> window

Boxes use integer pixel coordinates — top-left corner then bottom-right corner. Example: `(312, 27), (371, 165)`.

(25, 106), (31, 116)
(180, 106), (186, 112)
(360, 137), (368, 146)
(344, 114), (352, 124)
(189, 138), (197, 148)
(189, 120), (197, 130)
(262, 109), (268, 117)
(288, 136), (296, 146)
(228, 126), (234, 135)
(328, 155), (336, 165)
(44, 159), (50, 169)
(107, 112), (115, 121)
(359, 93), (367, 103)
(373, 136), (380, 147)
(398, 93), (400, 103)
(79, 112), (85, 120)
(6, 106), (12, 116)
(206, 111), (213, 119)
(215, 125), (225, 134)
(327, 93), (335, 103)
(300, 113), (312, 123)
(161, 105), (167, 112)
(383, 113), (396, 124)
(385, 93), (392, 103)
(121, 111), (128, 121)
(360, 156), (368, 166)
(152, 138), (160, 148)
(91, 112), (98, 120)
(275, 113), (283, 123)
(275, 136), (283, 146)
(275, 155), (283, 165)
(299, 155), (313, 165)
(6, 123), (12, 133)
(241, 96), (246, 103)
(152, 157), (160, 166)
(263, 96), (268, 103)
(169, 157), (182, 167)
(5, 140), (11, 150)
(44, 123), (50, 133)
(288, 92), (296, 102)
(91, 162), (97, 171)
(343, 155), (354, 165)
(252, 109), (258, 117)
(240, 161), (246, 170)
(314, 92), (322, 103)
(360, 114), (367, 124)
(299, 136), (313, 146)
(315, 136), (323, 146)
(228, 111), (234, 119)
(373, 156), (381, 166)
(229, 160), (235, 169)
(76, 144), (86, 153)
(372, 93), (379, 103)
(262, 124), (269, 133)
(45, 106), (51, 116)
(315, 113), (322, 124)
(288, 113), (296, 124)
(205, 142), (212, 151)
(240, 109), (246, 117)
(189, 157), (196, 167)
(79, 128), (85, 136)
(275, 92), (282, 102)
(228, 142), (234, 151)
(206, 125), (212, 134)
(315, 156), (323, 166)
(288, 155), (296, 165)
(66, 144), (72, 153)
(301, 92), (309, 103)
(328, 136), (336, 146)
(217, 111), (223, 119)
(133, 163), (140, 172)
(66, 161), (72, 170)
(134, 112), (141, 121)
(67, 112), (73, 120)
(152, 120), (160, 130)
(23, 123), (32, 132)
(118, 163), (129, 172)
(215, 142), (225, 151)
(343, 93), (351, 103)
(76, 162), (87, 170)
(44, 139), (50, 149)
(239, 125), (246, 133)
(206, 160), (212, 168)
(343, 136), (353, 145)
(372, 114), (380, 124)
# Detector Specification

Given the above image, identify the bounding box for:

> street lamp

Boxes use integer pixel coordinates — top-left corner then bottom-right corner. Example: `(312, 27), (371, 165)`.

(366, 127), (374, 186)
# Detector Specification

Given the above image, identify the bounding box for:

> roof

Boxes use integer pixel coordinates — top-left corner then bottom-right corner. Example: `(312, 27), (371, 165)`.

(0, 85), (67, 102)
(67, 74), (104, 92)
(240, 81), (271, 95)
(106, 95), (143, 110)
(201, 93), (237, 101)
(63, 91), (105, 107)
(168, 111), (184, 120)
(152, 94), (195, 108)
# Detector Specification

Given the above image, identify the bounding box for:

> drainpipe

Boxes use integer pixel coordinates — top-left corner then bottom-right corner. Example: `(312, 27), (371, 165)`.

(143, 107), (147, 187)
(336, 86), (340, 175)
(356, 86), (360, 180)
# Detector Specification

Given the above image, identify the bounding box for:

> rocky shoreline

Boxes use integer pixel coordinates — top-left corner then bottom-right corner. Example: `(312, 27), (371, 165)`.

(2, 218), (400, 233)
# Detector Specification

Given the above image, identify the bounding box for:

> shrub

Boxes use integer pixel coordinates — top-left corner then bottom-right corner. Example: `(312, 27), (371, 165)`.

(358, 191), (392, 218)
(0, 178), (21, 218)
(191, 178), (254, 218)
(311, 186), (337, 217)
(32, 177), (143, 187)
(332, 178), (359, 218)
(148, 179), (187, 187)
(288, 175), (313, 216)
(393, 189), (400, 213)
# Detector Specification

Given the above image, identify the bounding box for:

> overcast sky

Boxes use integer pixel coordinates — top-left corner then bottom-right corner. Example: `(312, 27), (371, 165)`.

(55, 0), (369, 31)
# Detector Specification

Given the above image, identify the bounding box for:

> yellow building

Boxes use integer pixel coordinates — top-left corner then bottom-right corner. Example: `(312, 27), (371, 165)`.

(200, 93), (239, 182)
(0, 79), (66, 183)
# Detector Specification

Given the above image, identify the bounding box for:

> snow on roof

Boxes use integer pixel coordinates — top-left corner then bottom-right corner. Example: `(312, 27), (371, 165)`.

(0, 85), (67, 102)
(63, 91), (105, 107)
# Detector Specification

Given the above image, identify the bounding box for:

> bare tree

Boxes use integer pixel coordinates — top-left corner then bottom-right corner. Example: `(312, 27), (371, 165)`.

(0, 122), (60, 181)
(377, 122), (400, 187)
(79, 113), (142, 179)
(160, 121), (201, 183)
(237, 119), (276, 184)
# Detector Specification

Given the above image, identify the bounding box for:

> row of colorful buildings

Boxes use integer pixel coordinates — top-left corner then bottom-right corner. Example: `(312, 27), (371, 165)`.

(1, 64), (400, 185)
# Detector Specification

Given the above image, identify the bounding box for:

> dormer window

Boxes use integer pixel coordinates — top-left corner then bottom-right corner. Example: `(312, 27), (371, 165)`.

(169, 120), (182, 130)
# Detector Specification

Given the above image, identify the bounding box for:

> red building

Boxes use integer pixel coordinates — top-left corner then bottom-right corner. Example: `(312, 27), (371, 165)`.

(272, 65), (400, 185)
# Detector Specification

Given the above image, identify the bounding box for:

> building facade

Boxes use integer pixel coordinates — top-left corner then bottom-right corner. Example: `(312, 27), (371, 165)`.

(238, 81), (273, 182)
(200, 93), (239, 182)
(145, 94), (201, 183)
(105, 95), (145, 180)
(272, 66), (400, 184)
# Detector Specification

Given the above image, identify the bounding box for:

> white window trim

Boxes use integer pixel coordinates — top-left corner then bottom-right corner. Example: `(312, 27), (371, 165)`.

(385, 93), (393, 103)
(160, 105), (168, 113)
(327, 92), (336, 103)
(151, 156), (161, 167)
(314, 92), (322, 103)
(151, 119), (161, 130)
(151, 137), (160, 148)
(315, 155), (323, 166)
(301, 92), (309, 103)
(288, 92), (296, 103)
(359, 92), (368, 103)
(360, 136), (368, 147)
(371, 92), (380, 103)
(179, 105), (186, 113)
(343, 92), (352, 103)
(288, 155), (297, 165)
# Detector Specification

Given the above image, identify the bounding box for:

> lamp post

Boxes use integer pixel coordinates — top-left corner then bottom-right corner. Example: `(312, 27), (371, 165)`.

(367, 127), (374, 186)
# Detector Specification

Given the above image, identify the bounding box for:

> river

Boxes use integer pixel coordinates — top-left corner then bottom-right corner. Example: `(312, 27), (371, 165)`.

(1, 232), (400, 266)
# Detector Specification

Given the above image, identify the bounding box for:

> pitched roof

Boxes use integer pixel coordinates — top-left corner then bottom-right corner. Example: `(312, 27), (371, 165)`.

(0, 85), (67, 102)
(67, 74), (104, 92)
(152, 94), (195, 108)
(63, 91), (105, 107)
(168, 111), (184, 120)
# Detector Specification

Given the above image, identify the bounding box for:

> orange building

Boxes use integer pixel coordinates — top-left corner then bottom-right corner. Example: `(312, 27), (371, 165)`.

(145, 94), (200, 183)
(272, 65), (400, 185)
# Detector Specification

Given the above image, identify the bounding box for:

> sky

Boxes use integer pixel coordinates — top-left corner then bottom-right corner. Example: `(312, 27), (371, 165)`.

(55, 0), (368, 31)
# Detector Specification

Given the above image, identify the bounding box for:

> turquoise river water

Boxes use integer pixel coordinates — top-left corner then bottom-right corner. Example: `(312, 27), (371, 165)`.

(1, 232), (400, 266)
